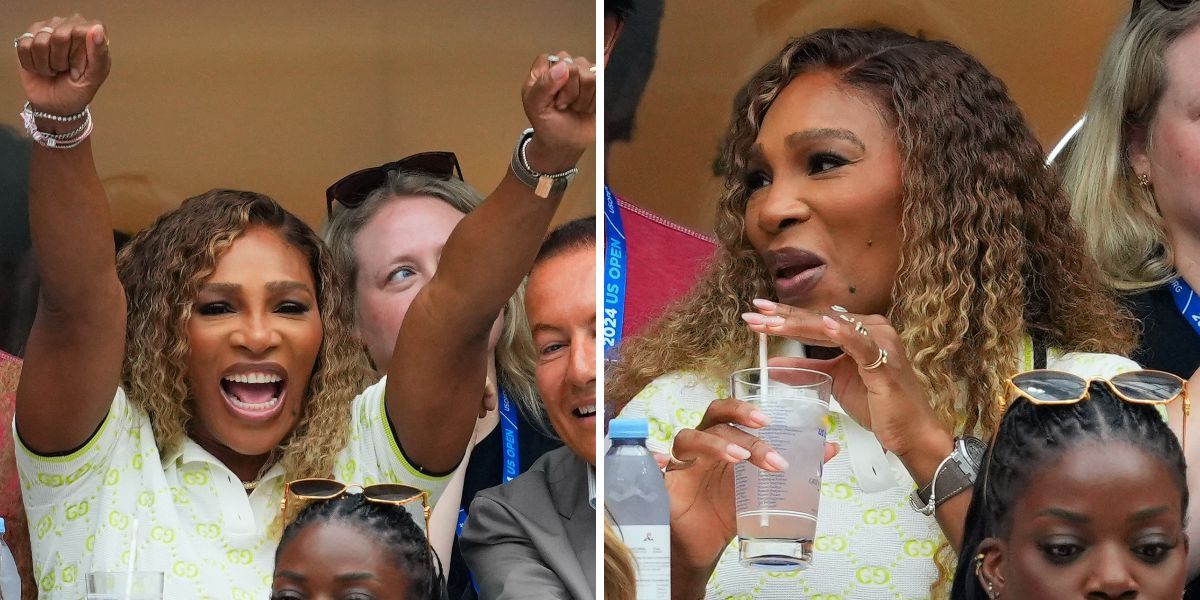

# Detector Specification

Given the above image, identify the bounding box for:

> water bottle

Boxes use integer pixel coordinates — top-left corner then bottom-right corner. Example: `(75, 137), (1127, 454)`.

(605, 418), (670, 599)
(0, 518), (20, 600)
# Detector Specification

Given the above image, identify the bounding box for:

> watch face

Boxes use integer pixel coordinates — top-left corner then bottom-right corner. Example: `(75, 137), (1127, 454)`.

(961, 436), (988, 466)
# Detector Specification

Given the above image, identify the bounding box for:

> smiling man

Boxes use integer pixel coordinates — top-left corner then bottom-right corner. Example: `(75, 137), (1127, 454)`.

(460, 216), (597, 599)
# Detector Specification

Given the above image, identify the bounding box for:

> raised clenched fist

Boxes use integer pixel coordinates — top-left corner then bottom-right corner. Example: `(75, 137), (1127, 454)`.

(14, 15), (110, 117)
(520, 52), (596, 176)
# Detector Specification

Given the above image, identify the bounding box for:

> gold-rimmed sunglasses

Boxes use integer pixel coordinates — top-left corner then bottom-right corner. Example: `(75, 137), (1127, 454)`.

(281, 478), (432, 535)
(981, 369), (1190, 506)
(998, 369), (1189, 448)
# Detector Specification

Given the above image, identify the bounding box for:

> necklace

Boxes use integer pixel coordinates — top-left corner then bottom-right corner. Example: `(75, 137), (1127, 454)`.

(241, 449), (279, 493)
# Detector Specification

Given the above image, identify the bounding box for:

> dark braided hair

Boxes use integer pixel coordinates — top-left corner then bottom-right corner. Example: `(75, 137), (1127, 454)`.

(276, 493), (447, 600)
(951, 382), (1187, 598)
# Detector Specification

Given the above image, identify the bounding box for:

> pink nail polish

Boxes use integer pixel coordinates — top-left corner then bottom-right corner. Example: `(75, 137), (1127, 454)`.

(752, 298), (777, 311)
(822, 315), (840, 330)
(766, 451), (790, 471)
(749, 410), (770, 426)
(741, 312), (765, 325)
(727, 444), (751, 461)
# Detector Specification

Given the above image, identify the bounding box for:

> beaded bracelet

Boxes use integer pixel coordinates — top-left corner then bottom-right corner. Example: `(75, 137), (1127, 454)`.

(20, 103), (94, 149)
(23, 101), (88, 123)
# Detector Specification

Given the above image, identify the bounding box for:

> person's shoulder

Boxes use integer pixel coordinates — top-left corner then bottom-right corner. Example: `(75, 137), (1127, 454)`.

(477, 447), (577, 504)
(1048, 350), (1140, 377)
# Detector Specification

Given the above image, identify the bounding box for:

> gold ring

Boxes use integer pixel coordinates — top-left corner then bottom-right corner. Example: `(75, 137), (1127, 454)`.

(12, 32), (33, 47)
(855, 321), (869, 336)
(665, 451), (697, 471)
(838, 313), (856, 324)
(862, 348), (888, 370)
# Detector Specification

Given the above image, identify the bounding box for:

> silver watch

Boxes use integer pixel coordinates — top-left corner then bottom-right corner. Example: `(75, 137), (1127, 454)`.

(509, 128), (578, 198)
(909, 436), (986, 516)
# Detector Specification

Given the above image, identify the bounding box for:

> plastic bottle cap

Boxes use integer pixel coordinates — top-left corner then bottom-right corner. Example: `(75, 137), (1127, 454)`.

(608, 418), (649, 440)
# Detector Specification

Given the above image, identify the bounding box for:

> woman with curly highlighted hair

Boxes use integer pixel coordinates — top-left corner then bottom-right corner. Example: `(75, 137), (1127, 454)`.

(610, 27), (1139, 598)
(11, 14), (593, 600)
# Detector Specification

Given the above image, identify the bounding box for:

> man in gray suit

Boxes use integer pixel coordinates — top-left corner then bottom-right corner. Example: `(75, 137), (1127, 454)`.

(461, 217), (597, 599)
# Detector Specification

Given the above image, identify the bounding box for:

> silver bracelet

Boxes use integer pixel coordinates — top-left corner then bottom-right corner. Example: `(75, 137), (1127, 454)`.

(23, 101), (88, 123)
(20, 103), (94, 149)
(509, 128), (578, 198)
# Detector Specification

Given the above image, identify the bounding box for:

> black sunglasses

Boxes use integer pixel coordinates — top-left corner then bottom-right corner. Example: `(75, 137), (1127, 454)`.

(325, 151), (464, 216)
(1131, 0), (1195, 18)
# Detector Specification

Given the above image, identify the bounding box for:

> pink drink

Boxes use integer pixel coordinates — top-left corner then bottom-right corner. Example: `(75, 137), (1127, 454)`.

(731, 368), (831, 570)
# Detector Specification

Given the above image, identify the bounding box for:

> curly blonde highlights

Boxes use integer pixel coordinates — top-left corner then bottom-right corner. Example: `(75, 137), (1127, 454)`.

(117, 190), (372, 488)
(607, 28), (1136, 595)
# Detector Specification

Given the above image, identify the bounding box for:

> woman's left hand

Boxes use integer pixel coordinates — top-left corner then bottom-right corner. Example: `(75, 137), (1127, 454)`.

(743, 300), (950, 461)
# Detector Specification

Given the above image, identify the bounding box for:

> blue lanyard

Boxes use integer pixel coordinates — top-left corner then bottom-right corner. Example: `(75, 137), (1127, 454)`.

(1169, 276), (1200, 338)
(455, 388), (519, 594)
(456, 388), (520, 532)
(603, 185), (628, 350)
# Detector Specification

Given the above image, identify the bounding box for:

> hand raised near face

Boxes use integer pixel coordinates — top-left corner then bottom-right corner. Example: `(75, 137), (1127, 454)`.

(520, 52), (595, 175)
(14, 15), (110, 117)
(743, 300), (949, 460)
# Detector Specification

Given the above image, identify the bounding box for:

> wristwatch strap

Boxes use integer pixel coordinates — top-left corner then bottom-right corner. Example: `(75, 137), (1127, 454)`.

(509, 128), (578, 198)
(909, 436), (984, 516)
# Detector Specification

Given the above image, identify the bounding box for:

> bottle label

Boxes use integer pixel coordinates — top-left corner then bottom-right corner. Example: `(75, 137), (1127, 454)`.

(617, 524), (670, 599)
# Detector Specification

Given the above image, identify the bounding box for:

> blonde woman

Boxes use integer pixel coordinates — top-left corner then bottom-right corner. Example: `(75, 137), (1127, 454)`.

(1062, 0), (1200, 583)
(610, 28), (1137, 598)
(12, 15), (593, 599)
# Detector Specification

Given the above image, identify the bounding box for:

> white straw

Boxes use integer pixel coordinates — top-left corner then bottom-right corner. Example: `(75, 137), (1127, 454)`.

(124, 519), (139, 600)
(757, 332), (769, 392)
(757, 333), (770, 528)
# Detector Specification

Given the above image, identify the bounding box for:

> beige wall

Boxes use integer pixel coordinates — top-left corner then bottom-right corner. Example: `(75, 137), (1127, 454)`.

(607, 0), (1126, 234)
(1, 1), (596, 229)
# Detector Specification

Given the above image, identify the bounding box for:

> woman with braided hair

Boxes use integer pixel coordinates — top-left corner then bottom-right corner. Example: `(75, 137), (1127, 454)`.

(273, 490), (446, 600)
(951, 374), (1188, 598)
(609, 27), (1143, 597)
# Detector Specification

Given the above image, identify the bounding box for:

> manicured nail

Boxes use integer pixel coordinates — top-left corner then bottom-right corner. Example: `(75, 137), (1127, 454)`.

(70, 68), (81, 81)
(749, 410), (770, 427)
(765, 451), (790, 471)
(742, 312), (765, 325)
(727, 444), (752, 461)
(752, 298), (776, 311)
(822, 315), (840, 330)
(549, 62), (568, 80)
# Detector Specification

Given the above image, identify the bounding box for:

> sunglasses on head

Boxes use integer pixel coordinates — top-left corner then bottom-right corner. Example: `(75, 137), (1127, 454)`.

(282, 478), (432, 536)
(325, 151), (464, 216)
(1132, 0), (1195, 18)
(982, 369), (1190, 506)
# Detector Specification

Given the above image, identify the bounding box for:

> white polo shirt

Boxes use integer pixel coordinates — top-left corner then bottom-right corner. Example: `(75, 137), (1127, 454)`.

(16, 377), (449, 600)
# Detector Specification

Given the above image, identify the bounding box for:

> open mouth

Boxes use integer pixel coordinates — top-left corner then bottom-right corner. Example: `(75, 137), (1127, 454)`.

(219, 370), (287, 421)
(768, 248), (827, 303)
(571, 405), (597, 419)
